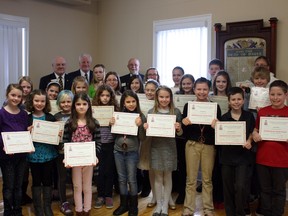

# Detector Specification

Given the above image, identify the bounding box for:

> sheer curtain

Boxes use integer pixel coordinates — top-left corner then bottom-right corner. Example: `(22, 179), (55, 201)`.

(0, 13), (29, 105)
(153, 15), (211, 87)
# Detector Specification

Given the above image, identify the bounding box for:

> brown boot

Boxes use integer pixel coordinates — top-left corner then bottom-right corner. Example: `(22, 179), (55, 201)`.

(76, 211), (83, 216)
(82, 210), (90, 216)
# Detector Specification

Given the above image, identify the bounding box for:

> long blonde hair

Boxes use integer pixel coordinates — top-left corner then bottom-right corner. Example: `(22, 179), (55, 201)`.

(152, 85), (175, 115)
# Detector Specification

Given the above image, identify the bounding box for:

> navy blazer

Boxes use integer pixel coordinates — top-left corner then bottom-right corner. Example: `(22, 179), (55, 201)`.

(39, 73), (71, 91)
(67, 69), (93, 88)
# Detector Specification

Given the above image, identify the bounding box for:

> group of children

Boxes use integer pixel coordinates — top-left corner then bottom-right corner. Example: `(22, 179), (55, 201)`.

(0, 55), (287, 216)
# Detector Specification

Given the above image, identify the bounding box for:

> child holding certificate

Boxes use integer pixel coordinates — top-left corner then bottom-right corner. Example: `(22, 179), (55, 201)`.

(25, 89), (59, 216)
(252, 80), (288, 216)
(0, 84), (29, 216)
(220, 87), (255, 216)
(144, 85), (182, 216)
(92, 84), (119, 209)
(111, 90), (146, 216)
(54, 90), (74, 215)
(174, 74), (195, 204)
(182, 77), (221, 216)
(211, 70), (232, 209)
(18, 76), (34, 205)
(138, 79), (159, 205)
(62, 93), (101, 216)
(242, 66), (270, 114)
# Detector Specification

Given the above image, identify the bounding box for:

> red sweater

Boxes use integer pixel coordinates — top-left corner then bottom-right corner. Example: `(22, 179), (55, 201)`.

(255, 105), (288, 167)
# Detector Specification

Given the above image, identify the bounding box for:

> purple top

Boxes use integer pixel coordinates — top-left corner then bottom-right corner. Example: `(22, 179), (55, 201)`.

(0, 107), (29, 159)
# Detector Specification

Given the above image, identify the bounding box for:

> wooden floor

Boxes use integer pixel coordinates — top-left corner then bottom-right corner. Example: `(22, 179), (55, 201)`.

(0, 182), (287, 216)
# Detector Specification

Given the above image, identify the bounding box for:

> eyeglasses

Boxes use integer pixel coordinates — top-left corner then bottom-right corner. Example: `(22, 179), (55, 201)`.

(106, 79), (118, 82)
(255, 63), (268, 67)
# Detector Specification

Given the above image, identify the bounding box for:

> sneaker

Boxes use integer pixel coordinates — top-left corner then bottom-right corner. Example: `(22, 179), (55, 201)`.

(60, 202), (73, 216)
(94, 197), (105, 209)
(105, 197), (114, 209)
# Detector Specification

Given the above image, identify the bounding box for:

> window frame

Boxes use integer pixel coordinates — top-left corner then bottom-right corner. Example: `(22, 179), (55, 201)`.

(153, 14), (212, 85)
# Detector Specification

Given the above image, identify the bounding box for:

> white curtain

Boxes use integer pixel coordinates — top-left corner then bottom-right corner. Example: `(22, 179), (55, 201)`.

(156, 27), (208, 87)
(0, 13), (29, 105)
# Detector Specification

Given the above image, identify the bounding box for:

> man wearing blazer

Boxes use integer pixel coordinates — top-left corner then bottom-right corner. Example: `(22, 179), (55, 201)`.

(120, 58), (144, 92)
(67, 53), (93, 88)
(39, 56), (71, 91)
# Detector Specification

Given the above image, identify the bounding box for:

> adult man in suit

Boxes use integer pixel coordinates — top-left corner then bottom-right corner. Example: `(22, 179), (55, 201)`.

(68, 53), (93, 87)
(39, 56), (71, 91)
(120, 58), (144, 92)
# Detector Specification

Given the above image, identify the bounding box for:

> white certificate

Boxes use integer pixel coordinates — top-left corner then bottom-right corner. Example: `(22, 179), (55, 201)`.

(173, 95), (196, 114)
(64, 142), (96, 167)
(49, 100), (60, 115)
(1, 131), (35, 154)
(248, 87), (271, 109)
(209, 95), (229, 115)
(31, 119), (61, 145)
(146, 114), (176, 138)
(259, 117), (288, 141)
(170, 87), (179, 94)
(137, 93), (147, 100)
(115, 95), (121, 104)
(215, 122), (246, 145)
(58, 121), (66, 142)
(111, 112), (139, 136)
(139, 98), (154, 116)
(187, 101), (217, 125)
(92, 106), (114, 126)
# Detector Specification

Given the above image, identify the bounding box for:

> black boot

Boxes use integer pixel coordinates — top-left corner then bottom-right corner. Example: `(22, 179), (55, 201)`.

(113, 195), (128, 216)
(42, 186), (53, 216)
(32, 186), (44, 216)
(128, 195), (138, 216)
(140, 171), (151, 197)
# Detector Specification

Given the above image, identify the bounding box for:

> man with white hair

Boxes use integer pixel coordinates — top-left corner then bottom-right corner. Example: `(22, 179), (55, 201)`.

(120, 58), (144, 92)
(68, 53), (93, 88)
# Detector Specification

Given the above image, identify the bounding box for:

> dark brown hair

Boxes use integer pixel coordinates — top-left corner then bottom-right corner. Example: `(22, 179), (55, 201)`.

(92, 84), (119, 111)
(68, 93), (99, 133)
(25, 89), (51, 113)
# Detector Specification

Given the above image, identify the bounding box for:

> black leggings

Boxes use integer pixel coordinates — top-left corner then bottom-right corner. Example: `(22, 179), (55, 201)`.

(30, 160), (55, 187)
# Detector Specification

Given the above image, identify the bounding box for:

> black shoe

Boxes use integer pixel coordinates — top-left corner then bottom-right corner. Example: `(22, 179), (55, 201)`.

(176, 193), (185, 204)
(196, 183), (202, 193)
(140, 189), (151, 197)
(21, 193), (32, 205)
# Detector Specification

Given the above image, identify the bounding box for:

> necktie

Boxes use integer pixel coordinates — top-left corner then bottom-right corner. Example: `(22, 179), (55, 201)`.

(85, 73), (88, 82)
(59, 75), (63, 91)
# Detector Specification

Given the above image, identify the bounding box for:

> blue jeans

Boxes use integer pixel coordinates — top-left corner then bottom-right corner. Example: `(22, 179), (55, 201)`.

(114, 150), (139, 196)
(0, 157), (27, 216)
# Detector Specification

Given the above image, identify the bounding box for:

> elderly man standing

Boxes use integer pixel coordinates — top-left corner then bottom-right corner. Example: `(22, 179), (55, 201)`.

(120, 58), (144, 92)
(68, 53), (93, 87)
(39, 56), (71, 91)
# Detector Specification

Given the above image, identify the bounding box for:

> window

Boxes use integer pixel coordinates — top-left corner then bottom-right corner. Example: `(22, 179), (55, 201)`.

(153, 14), (211, 87)
(0, 13), (29, 105)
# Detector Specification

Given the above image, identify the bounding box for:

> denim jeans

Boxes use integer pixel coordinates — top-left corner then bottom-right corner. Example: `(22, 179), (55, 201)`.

(114, 150), (139, 196)
(0, 157), (27, 216)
